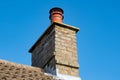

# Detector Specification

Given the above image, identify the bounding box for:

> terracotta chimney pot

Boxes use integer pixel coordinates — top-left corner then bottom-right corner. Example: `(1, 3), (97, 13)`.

(49, 7), (64, 23)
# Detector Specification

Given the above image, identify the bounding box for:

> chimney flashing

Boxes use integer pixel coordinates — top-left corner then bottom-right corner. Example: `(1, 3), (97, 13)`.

(29, 22), (80, 53)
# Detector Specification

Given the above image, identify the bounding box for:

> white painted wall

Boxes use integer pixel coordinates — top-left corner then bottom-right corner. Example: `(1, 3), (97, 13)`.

(44, 69), (81, 80)
(57, 73), (81, 80)
(56, 69), (81, 80)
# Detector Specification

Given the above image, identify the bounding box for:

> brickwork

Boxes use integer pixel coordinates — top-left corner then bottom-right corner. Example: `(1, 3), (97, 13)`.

(55, 25), (79, 67)
(31, 27), (55, 70)
(54, 24), (79, 76)
(56, 64), (79, 76)
(0, 60), (64, 80)
(29, 22), (80, 77)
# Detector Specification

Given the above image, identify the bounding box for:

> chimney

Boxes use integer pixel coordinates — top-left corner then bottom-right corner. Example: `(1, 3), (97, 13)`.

(29, 7), (81, 80)
(49, 7), (64, 23)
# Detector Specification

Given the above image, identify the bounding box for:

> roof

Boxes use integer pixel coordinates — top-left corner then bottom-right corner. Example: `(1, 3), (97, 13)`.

(0, 59), (64, 80)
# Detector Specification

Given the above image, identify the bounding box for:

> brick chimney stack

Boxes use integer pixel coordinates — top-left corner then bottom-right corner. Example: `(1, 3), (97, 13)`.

(49, 7), (64, 23)
(29, 7), (81, 80)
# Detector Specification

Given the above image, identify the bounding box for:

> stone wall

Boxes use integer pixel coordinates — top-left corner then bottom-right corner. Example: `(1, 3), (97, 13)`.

(54, 24), (79, 76)
(31, 26), (56, 75)
(55, 25), (79, 66)
(29, 22), (79, 77)
(56, 64), (79, 76)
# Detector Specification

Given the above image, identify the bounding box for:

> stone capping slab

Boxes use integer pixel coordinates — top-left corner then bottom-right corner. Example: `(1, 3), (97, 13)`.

(54, 22), (80, 32)
(29, 22), (80, 53)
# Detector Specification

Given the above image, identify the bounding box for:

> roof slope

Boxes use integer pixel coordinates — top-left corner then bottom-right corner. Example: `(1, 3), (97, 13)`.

(0, 59), (63, 80)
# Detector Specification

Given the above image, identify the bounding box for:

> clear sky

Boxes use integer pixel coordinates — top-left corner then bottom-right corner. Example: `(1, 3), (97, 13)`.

(0, 0), (120, 80)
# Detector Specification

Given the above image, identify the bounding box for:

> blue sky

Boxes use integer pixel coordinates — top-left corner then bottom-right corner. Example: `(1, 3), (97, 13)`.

(0, 0), (120, 80)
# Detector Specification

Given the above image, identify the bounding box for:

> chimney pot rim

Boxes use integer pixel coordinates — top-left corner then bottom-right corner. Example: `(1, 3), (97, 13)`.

(49, 7), (64, 14)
